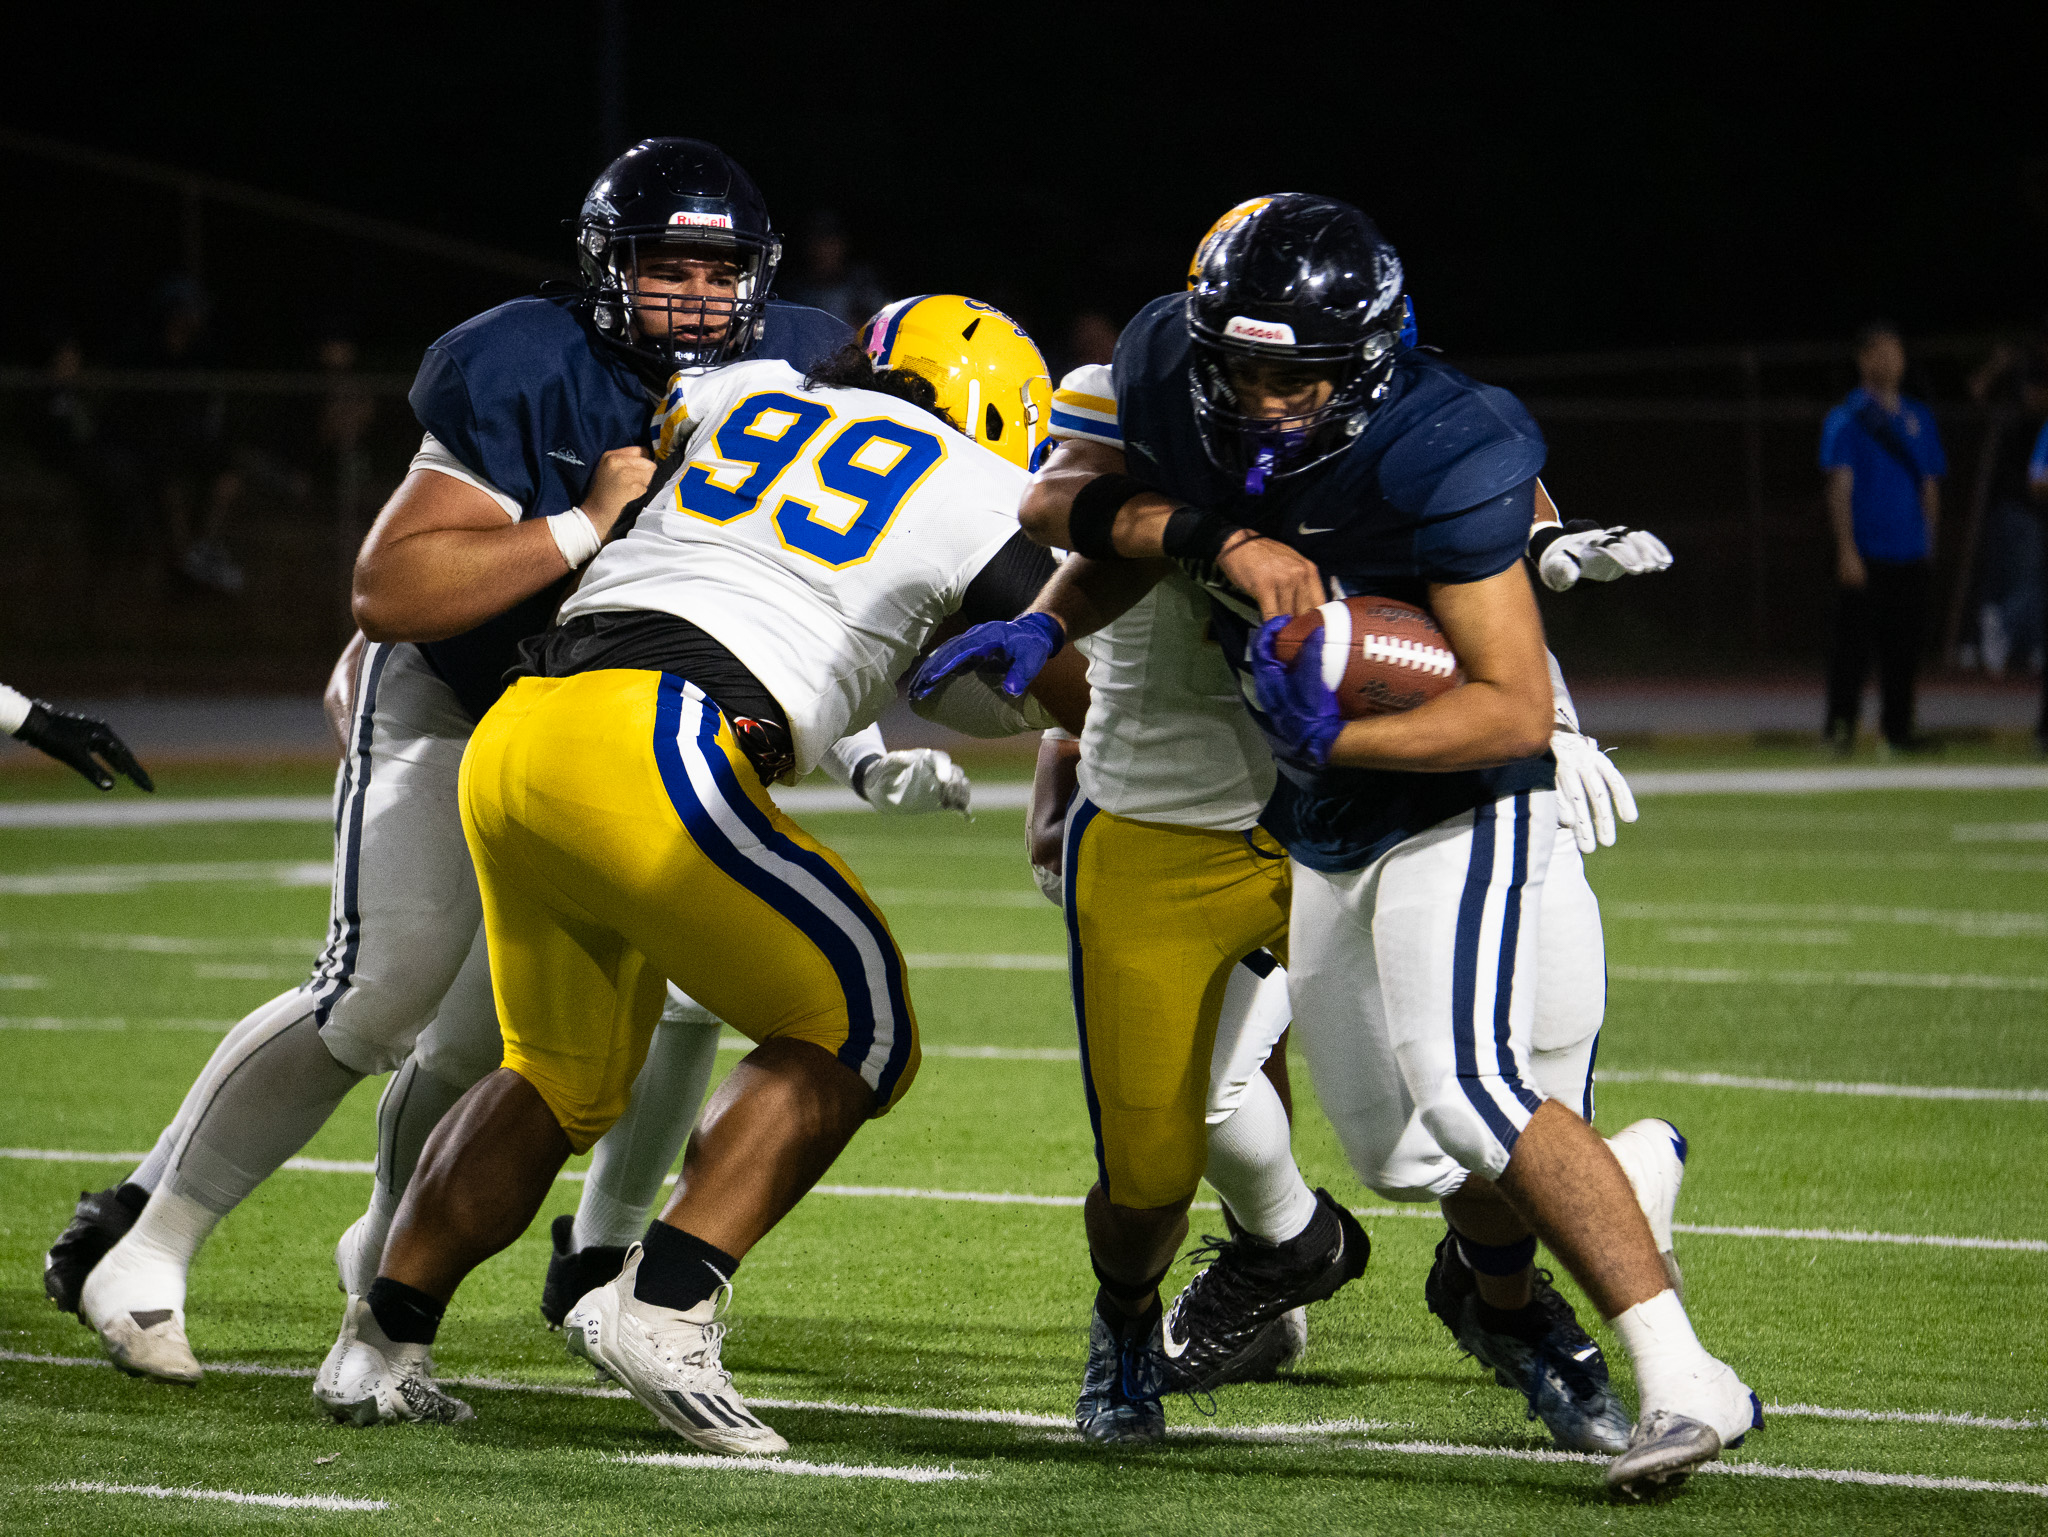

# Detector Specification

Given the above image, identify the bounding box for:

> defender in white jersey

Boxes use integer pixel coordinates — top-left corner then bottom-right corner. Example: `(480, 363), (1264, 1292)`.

(942, 352), (1683, 1447)
(318, 301), (1082, 1453)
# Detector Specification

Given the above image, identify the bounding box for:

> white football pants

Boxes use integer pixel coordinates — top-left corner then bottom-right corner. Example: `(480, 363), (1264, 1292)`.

(1288, 791), (1566, 1202)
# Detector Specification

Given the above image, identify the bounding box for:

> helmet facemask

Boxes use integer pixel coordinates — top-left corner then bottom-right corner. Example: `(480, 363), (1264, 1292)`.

(581, 227), (782, 373)
(1188, 324), (1401, 494)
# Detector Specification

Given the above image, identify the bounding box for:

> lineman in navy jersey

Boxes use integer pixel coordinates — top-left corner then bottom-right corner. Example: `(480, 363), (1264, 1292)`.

(52, 140), (936, 1389)
(938, 197), (1758, 1495)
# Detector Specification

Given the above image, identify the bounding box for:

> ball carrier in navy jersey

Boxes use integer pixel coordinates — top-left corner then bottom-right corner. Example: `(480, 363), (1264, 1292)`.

(48, 139), (932, 1387)
(921, 196), (1758, 1496)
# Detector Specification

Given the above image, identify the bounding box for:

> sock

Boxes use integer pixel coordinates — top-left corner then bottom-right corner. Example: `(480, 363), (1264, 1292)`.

(574, 1014), (722, 1251)
(88, 1185), (219, 1311)
(1454, 1233), (1538, 1276)
(128, 987), (315, 1192)
(1204, 1071), (1318, 1244)
(1090, 1252), (1170, 1318)
(337, 1055), (472, 1293)
(1610, 1288), (1717, 1414)
(634, 1222), (740, 1314)
(367, 1277), (445, 1345)
(164, 1006), (364, 1216)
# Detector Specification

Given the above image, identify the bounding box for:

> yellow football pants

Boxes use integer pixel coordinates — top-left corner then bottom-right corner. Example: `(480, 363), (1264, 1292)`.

(1063, 798), (1291, 1208)
(459, 669), (920, 1152)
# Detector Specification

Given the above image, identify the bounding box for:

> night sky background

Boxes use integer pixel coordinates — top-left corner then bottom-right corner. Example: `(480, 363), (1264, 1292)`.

(5, 3), (2047, 366)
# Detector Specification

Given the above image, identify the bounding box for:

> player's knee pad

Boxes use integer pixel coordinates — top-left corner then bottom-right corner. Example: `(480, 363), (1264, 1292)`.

(1530, 1030), (1598, 1120)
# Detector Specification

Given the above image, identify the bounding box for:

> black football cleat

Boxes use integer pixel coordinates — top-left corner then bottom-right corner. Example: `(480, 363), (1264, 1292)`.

(539, 1213), (628, 1330)
(44, 1184), (145, 1315)
(1158, 1188), (1368, 1393)
(1425, 1231), (1632, 1453)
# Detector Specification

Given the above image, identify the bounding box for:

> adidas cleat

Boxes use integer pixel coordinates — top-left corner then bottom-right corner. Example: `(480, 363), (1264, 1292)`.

(44, 1185), (144, 1315)
(314, 1294), (471, 1426)
(1160, 1189), (1365, 1392)
(564, 1244), (785, 1454)
(1607, 1118), (1688, 1297)
(1075, 1295), (1167, 1446)
(1425, 1233), (1631, 1454)
(541, 1212), (628, 1330)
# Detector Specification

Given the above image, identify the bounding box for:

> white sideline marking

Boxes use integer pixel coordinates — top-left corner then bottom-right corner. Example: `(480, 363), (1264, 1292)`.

(43, 1479), (388, 1511)
(5, 1149), (2042, 1249)
(0, 860), (331, 895)
(1953, 822), (2048, 842)
(0, 796), (333, 828)
(1596, 1069), (2048, 1103)
(1769, 1402), (2046, 1431)
(0, 1017), (237, 1032)
(1610, 964), (2048, 992)
(1609, 901), (2048, 938)
(904, 953), (1066, 971)
(1629, 765), (2048, 794)
(618, 1452), (977, 1482)
(0, 974), (46, 988)
(8, 1352), (2045, 1496)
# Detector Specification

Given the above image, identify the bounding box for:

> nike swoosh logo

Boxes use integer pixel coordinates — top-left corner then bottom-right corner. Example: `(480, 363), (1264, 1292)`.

(1160, 1319), (1190, 1359)
(1572, 1345), (1599, 1362)
(1296, 524), (1335, 536)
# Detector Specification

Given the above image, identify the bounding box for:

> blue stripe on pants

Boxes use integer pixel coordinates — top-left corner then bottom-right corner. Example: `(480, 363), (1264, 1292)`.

(1061, 797), (1110, 1195)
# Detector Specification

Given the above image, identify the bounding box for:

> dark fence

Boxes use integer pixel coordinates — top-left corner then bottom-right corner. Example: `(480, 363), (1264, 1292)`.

(0, 343), (2027, 693)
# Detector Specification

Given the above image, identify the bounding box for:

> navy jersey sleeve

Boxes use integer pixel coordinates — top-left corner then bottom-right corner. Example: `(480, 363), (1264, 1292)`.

(1377, 376), (1546, 520)
(1414, 476), (1539, 583)
(408, 342), (546, 514)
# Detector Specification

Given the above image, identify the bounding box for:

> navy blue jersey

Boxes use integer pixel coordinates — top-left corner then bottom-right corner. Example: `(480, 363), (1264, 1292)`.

(1113, 292), (1553, 872)
(409, 294), (851, 721)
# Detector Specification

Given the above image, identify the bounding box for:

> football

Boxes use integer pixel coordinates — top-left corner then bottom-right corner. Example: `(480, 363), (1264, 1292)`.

(1271, 596), (1462, 718)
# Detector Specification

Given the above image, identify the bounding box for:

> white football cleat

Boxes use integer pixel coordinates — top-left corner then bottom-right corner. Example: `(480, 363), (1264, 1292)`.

(1608, 1359), (1762, 1497)
(313, 1293), (471, 1426)
(565, 1243), (786, 1454)
(78, 1243), (201, 1384)
(1607, 1118), (1687, 1297)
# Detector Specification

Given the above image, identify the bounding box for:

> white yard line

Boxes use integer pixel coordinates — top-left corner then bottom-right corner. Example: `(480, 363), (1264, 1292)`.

(0, 930), (319, 955)
(904, 954), (1067, 971)
(617, 1452), (977, 1482)
(5, 1147), (2042, 1249)
(1609, 965), (2048, 992)
(1607, 901), (2048, 937)
(0, 860), (331, 895)
(1595, 1069), (2048, 1103)
(1769, 1403), (2046, 1431)
(1628, 766), (2048, 794)
(42, 1479), (387, 1511)
(4, 1354), (2040, 1500)
(0, 797), (334, 828)
(0, 1017), (239, 1032)
(1952, 822), (2048, 842)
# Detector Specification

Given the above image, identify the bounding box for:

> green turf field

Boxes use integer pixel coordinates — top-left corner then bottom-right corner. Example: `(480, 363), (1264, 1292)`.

(1, 760), (2044, 1532)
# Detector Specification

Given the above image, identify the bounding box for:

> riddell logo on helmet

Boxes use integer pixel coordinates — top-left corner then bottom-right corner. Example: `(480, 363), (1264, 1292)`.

(1224, 316), (1296, 346)
(667, 211), (735, 228)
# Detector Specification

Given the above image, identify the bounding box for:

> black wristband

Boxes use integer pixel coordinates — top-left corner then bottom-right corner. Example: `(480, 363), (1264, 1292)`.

(1159, 507), (1240, 564)
(849, 752), (882, 800)
(1067, 472), (1152, 560)
(1525, 524), (1567, 564)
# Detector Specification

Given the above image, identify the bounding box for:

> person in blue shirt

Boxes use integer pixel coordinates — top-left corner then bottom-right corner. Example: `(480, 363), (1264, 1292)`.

(1819, 323), (1946, 753)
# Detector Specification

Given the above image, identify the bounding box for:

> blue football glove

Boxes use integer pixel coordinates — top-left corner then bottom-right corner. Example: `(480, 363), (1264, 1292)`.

(1250, 616), (1345, 771)
(909, 612), (1064, 703)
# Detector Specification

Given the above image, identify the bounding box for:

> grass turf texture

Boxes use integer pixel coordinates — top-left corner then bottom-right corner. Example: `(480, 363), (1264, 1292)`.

(1, 762), (2044, 1532)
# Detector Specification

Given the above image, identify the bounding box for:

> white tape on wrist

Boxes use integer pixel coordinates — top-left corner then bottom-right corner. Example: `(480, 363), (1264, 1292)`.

(546, 508), (604, 569)
(0, 683), (32, 737)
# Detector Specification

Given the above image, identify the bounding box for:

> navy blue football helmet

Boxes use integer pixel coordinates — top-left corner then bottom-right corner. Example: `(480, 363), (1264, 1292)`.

(577, 138), (782, 373)
(1185, 194), (1408, 492)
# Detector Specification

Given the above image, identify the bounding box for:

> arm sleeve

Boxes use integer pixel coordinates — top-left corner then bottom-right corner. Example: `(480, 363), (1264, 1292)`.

(1050, 364), (1122, 448)
(408, 345), (542, 516)
(409, 433), (521, 519)
(816, 723), (887, 788)
(957, 530), (1060, 626)
(1818, 407), (1853, 470)
(1417, 477), (1540, 584)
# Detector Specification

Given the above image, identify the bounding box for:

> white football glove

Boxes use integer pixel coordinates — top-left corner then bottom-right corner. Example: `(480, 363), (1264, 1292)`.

(1551, 730), (1638, 853)
(858, 749), (972, 817)
(1535, 524), (1674, 592)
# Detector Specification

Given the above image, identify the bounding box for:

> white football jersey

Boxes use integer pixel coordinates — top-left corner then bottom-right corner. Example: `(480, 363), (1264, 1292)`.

(1052, 365), (1274, 831)
(563, 359), (1024, 775)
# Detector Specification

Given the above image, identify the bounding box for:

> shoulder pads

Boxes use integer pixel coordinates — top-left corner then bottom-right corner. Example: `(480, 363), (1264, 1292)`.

(1374, 359), (1546, 517)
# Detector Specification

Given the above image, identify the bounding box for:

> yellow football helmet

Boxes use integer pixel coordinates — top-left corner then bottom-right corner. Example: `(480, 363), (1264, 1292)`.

(861, 295), (1052, 470)
(1187, 194), (1294, 288)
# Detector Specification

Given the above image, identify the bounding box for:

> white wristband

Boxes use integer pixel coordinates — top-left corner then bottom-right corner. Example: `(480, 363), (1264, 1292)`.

(546, 508), (604, 569)
(0, 682), (32, 737)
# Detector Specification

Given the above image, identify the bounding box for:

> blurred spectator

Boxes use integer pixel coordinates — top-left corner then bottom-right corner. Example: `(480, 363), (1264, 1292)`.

(1820, 323), (1946, 755)
(778, 212), (888, 329)
(1964, 329), (2048, 678)
(26, 326), (151, 556)
(2030, 420), (2048, 750)
(1055, 309), (1121, 377)
(127, 277), (246, 595)
(315, 320), (377, 564)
